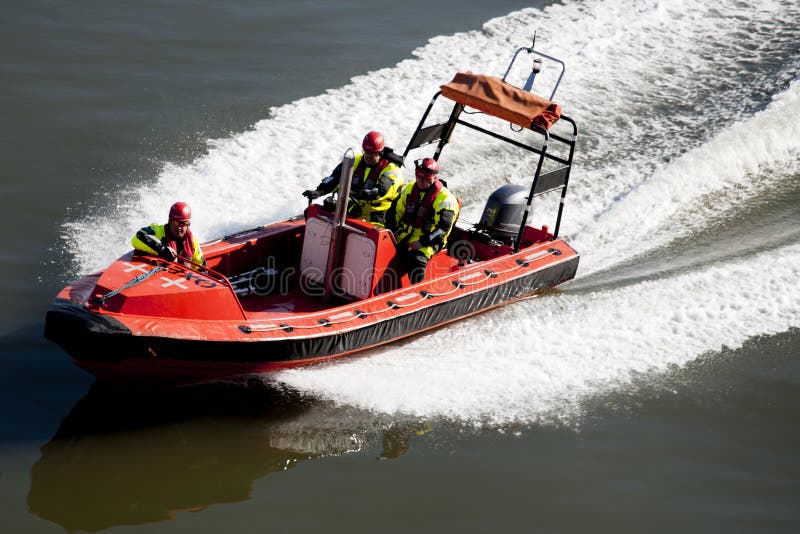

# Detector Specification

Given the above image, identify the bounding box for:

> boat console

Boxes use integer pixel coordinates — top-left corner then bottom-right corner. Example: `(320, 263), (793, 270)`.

(300, 204), (401, 299)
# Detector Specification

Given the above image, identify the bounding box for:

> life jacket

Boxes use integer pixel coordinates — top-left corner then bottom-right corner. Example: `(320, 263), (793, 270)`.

(401, 179), (443, 229)
(163, 226), (197, 263)
(352, 156), (391, 191)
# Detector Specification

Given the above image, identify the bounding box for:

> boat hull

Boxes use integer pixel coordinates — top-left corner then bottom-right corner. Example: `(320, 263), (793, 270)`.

(46, 246), (578, 386)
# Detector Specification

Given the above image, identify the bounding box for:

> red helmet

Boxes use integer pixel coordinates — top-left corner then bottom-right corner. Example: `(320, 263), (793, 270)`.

(362, 131), (385, 153)
(414, 157), (439, 177)
(168, 201), (192, 222)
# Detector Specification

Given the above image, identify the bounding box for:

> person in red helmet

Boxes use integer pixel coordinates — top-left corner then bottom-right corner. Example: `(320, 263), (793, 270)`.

(393, 158), (459, 283)
(132, 201), (205, 268)
(302, 130), (405, 226)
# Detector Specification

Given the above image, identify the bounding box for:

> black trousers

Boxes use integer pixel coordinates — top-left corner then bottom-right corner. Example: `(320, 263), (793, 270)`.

(398, 248), (432, 284)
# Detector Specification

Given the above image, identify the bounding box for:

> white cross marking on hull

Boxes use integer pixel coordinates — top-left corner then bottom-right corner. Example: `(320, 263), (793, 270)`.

(122, 262), (150, 273)
(160, 276), (189, 289)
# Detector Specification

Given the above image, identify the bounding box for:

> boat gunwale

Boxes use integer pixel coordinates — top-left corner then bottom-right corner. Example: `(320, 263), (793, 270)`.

(76, 236), (577, 341)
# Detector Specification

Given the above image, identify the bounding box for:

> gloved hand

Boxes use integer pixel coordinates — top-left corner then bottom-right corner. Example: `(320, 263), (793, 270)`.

(357, 188), (380, 201)
(158, 246), (177, 262)
(302, 189), (321, 200)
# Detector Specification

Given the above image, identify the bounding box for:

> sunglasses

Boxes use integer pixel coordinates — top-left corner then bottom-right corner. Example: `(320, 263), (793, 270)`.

(171, 220), (191, 227)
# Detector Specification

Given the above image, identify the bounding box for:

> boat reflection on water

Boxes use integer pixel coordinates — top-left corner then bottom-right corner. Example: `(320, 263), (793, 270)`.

(28, 379), (428, 532)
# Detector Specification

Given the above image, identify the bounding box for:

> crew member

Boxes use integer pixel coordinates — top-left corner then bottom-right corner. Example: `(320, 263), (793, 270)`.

(132, 201), (205, 268)
(393, 158), (459, 283)
(302, 130), (404, 226)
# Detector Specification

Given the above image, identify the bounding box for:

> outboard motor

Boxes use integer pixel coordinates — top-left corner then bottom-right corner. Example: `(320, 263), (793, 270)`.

(477, 184), (529, 245)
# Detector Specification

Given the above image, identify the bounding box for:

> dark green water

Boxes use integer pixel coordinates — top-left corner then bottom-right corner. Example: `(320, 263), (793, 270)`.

(1, 1), (799, 532)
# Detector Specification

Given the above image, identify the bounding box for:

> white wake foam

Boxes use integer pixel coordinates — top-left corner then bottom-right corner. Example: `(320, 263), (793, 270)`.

(571, 78), (800, 275)
(277, 242), (800, 426)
